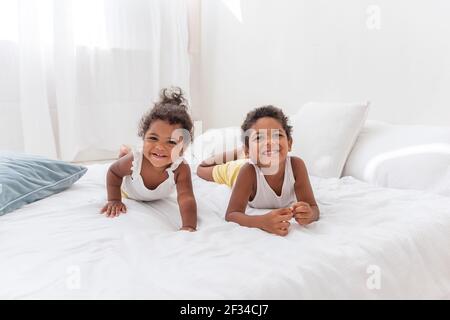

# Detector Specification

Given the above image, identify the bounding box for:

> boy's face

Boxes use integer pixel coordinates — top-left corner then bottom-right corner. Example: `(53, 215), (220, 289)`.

(143, 120), (185, 168)
(245, 117), (292, 171)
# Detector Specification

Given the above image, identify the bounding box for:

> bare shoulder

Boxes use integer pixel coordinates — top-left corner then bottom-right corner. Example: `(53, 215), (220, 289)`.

(227, 162), (257, 211)
(290, 156), (308, 177)
(232, 162), (256, 196)
(109, 153), (133, 176)
(174, 161), (192, 182)
(236, 162), (256, 181)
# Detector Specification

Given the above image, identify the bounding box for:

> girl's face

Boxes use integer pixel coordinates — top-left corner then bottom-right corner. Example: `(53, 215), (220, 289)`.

(143, 120), (185, 168)
(245, 117), (292, 170)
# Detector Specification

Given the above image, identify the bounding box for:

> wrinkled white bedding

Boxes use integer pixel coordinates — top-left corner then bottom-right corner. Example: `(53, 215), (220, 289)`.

(0, 163), (449, 299)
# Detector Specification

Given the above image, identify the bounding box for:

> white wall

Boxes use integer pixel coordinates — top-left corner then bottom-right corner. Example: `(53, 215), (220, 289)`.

(197, 0), (450, 129)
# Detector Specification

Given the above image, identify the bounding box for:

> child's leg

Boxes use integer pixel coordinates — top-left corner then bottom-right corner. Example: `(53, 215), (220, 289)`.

(197, 165), (215, 182)
(118, 144), (132, 158)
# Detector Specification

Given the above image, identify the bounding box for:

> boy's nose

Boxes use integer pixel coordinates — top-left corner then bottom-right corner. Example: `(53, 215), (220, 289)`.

(266, 136), (277, 148)
(266, 139), (272, 150)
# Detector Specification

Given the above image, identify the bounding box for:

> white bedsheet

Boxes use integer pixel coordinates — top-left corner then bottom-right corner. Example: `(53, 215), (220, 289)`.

(0, 163), (449, 299)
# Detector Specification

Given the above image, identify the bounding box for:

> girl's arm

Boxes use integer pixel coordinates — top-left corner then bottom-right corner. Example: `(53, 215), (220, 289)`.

(291, 157), (320, 224)
(196, 147), (245, 181)
(101, 153), (133, 217)
(225, 164), (293, 236)
(175, 162), (197, 231)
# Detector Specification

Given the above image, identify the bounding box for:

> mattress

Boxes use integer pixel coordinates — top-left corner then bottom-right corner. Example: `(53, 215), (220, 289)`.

(0, 163), (449, 299)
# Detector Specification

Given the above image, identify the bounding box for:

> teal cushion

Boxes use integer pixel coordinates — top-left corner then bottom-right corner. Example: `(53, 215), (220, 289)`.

(0, 152), (87, 215)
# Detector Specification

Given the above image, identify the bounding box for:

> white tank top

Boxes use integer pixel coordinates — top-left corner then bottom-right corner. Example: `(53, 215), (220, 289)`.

(248, 156), (297, 209)
(121, 148), (183, 201)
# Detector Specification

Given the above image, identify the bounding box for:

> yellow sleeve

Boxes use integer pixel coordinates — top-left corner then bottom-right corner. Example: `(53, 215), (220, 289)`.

(212, 159), (247, 188)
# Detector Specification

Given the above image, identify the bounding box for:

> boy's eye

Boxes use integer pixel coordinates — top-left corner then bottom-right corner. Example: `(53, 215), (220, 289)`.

(146, 136), (158, 141)
(168, 140), (177, 145)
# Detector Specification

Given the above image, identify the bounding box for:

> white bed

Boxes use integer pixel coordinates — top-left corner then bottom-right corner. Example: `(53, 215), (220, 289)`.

(1, 162), (449, 299)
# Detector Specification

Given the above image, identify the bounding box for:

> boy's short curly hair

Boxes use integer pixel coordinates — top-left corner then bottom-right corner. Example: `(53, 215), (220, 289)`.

(138, 87), (194, 141)
(241, 105), (292, 147)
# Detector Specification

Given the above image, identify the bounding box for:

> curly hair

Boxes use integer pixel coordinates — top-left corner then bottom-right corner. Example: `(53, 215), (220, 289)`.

(241, 105), (292, 147)
(138, 87), (193, 141)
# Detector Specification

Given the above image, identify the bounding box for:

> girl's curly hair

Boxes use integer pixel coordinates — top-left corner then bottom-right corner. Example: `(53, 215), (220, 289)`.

(138, 87), (193, 141)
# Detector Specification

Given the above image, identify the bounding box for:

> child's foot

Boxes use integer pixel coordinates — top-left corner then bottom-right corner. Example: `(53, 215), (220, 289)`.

(118, 145), (131, 158)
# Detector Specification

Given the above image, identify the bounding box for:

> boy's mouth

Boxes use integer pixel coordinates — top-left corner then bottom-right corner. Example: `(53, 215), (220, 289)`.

(261, 150), (280, 156)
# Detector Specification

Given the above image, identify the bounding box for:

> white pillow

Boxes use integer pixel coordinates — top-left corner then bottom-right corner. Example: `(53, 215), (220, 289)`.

(343, 120), (450, 196)
(184, 126), (242, 167)
(291, 101), (370, 178)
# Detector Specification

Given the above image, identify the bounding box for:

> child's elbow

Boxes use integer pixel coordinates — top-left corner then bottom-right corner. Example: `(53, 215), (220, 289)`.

(178, 193), (196, 205)
(225, 212), (233, 222)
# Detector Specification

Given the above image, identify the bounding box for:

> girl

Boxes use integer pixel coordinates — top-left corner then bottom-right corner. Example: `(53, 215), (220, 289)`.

(101, 87), (197, 232)
(197, 105), (319, 236)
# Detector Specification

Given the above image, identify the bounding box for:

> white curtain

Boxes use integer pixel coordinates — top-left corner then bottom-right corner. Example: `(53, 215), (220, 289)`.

(0, 0), (190, 161)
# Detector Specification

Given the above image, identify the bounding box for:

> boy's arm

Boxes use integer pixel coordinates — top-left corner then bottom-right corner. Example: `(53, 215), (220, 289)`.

(291, 157), (320, 222)
(175, 162), (197, 231)
(225, 164), (262, 227)
(225, 164), (293, 236)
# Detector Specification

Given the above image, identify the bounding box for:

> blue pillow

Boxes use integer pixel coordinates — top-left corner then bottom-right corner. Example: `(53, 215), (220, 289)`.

(0, 152), (87, 215)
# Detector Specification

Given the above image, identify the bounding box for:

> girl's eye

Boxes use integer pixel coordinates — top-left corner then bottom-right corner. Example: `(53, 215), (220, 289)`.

(146, 136), (158, 141)
(268, 132), (283, 139)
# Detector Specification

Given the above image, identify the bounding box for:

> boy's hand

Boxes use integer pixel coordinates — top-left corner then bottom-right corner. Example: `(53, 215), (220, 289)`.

(292, 201), (314, 226)
(101, 200), (127, 218)
(260, 208), (293, 236)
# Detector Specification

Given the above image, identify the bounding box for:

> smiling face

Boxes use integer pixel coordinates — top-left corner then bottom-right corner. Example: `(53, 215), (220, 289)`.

(245, 117), (292, 169)
(142, 120), (185, 168)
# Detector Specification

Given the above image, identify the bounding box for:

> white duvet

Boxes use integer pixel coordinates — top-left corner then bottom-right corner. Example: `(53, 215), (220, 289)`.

(0, 163), (449, 299)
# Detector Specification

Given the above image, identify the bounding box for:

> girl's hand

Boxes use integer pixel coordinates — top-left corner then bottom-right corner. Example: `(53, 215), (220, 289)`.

(101, 200), (127, 218)
(180, 226), (196, 232)
(259, 208), (293, 236)
(292, 201), (314, 226)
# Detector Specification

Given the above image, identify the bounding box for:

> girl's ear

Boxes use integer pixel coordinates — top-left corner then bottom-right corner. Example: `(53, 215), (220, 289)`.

(180, 142), (188, 156)
(288, 137), (293, 151)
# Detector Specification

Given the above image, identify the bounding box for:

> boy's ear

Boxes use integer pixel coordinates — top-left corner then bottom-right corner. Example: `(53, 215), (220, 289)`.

(244, 144), (250, 157)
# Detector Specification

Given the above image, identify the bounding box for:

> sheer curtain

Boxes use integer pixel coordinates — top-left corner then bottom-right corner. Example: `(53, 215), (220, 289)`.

(0, 0), (190, 161)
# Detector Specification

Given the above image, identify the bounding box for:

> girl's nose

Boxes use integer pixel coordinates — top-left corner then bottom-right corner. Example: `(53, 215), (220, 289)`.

(267, 135), (277, 147)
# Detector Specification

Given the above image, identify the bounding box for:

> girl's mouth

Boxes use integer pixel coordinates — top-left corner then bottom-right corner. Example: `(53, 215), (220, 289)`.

(151, 152), (168, 159)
